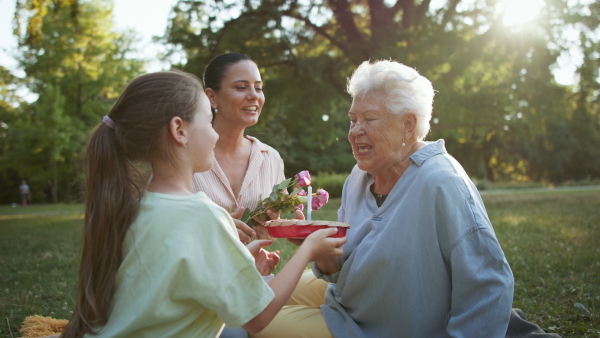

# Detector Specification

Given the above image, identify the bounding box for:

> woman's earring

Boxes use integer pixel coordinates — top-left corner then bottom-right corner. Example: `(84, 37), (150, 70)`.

(402, 139), (406, 147)
(213, 107), (218, 113)
(183, 144), (188, 149)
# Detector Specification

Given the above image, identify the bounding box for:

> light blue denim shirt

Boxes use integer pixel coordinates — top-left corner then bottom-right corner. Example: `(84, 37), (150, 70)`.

(312, 140), (514, 338)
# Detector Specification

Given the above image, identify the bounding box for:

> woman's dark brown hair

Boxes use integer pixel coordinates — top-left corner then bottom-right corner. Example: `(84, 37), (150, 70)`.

(61, 70), (203, 337)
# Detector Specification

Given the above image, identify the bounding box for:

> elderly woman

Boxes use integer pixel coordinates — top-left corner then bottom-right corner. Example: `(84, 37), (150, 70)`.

(251, 60), (514, 337)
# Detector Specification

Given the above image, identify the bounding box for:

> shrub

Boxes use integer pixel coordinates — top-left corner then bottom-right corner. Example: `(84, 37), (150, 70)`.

(311, 172), (349, 199)
(471, 178), (491, 191)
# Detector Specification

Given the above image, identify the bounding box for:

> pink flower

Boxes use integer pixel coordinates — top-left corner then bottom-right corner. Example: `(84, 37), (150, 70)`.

(311, 188), (329, 210)
(295, 204), (304, 212)
(294, 170), (311, 187)
(297, 189), (307, 196)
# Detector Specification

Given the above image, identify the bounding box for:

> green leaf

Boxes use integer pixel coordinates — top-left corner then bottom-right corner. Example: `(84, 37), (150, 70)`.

(247, 218), (260, 227)
(274, 178), (292, 192)
(289, 187), (302, 198)
(281, 205), (295, 214)
(241, 208), (252, 223)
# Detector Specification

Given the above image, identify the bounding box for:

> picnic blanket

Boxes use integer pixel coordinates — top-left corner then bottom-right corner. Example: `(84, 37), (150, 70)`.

(20, 315), (66, 337)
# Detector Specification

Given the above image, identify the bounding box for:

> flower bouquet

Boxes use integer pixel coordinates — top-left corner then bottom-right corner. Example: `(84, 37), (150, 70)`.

(241, 170), (329, 227)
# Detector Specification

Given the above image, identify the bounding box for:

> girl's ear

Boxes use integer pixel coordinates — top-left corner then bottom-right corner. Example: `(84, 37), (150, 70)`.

(168, 116), (187, 147)
(205, 88), (218, 109)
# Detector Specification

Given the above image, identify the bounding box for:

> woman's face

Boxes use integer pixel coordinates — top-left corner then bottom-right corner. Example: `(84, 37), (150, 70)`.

(348, 90), (408, 176)
(209, 60), (265, 128)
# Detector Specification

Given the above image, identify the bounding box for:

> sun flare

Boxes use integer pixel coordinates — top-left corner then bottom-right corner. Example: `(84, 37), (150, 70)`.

(502, 0), (545, 26)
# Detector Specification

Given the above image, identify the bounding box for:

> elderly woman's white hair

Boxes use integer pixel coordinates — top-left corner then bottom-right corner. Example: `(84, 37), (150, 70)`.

(347, 60), (435, 140)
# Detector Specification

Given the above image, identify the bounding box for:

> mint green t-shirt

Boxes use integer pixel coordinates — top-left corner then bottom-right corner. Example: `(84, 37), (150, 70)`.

(87, 192), (274, 337)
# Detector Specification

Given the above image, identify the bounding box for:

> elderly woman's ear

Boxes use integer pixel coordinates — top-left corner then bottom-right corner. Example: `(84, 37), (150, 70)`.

(401, 113), (418, 142)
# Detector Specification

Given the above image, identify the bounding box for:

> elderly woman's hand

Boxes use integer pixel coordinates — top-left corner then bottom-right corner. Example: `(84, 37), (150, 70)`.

(300, 219), (344, 275)
(313, 254), (343, 275)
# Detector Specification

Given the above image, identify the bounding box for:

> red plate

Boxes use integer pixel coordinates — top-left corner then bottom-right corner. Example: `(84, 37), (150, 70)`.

(265, 220), (349, 239)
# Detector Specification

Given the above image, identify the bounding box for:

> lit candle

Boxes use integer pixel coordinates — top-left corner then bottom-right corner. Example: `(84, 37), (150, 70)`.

(307, 186), (312, 221)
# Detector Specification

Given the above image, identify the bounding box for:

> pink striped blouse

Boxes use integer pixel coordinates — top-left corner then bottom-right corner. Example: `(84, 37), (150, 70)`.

(192, 136), (285, 213)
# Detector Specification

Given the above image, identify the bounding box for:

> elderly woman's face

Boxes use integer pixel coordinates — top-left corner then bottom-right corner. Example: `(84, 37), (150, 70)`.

(348, 90), (407, 176)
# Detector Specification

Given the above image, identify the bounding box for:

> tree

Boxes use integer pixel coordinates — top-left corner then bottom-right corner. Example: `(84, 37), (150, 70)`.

(566, 31), (600, 180)
(162, 0), (598, 182)
(0, 66), (26, 203)
(1, 0), (144, 203)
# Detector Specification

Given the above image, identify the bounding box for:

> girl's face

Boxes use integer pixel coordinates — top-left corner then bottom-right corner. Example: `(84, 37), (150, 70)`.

(188, 91), (219, 173)
(208, 60), (265, 128)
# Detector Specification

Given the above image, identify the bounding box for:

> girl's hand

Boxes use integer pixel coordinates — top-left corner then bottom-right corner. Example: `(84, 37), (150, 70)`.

(246, 240), (280, 275)
(302, 228), (346, 262)
(255, 248), (281, 276)
(231, 208), (256, 244)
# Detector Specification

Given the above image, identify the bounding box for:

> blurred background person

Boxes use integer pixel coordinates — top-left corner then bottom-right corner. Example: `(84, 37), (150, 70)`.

(19, 179), (31, 206)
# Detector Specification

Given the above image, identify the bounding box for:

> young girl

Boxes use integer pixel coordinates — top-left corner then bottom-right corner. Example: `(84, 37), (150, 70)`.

(60, 71), (345, 337)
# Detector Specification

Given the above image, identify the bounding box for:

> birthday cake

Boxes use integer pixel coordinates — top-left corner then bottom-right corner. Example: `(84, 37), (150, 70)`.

(263, 219), (350, 238)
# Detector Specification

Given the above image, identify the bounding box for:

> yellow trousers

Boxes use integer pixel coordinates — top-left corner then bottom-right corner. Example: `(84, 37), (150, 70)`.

(250, 270), (333, 338)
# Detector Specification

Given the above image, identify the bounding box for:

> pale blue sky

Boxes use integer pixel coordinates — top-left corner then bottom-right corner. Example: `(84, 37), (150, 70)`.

(0, 0), (178, 74)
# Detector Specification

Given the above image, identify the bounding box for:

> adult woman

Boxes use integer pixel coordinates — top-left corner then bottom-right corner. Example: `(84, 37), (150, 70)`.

(253, 60), (515, 337)
(192, 53), (284, 243)
(193, 53), (329, 338)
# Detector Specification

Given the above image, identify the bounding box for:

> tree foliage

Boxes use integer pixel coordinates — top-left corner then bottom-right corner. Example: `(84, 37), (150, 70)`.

(1, 0), (598, 203)
(0, 66), (25, 203)
(0, 0), (144, 203)
(163, 0), (599, 182)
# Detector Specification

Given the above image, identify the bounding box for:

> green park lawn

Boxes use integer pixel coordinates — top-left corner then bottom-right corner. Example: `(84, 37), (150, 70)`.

(0, 190), (598, 337)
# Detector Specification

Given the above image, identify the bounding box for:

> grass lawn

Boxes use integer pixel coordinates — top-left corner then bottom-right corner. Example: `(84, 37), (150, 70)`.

(1, 190), (599, 337)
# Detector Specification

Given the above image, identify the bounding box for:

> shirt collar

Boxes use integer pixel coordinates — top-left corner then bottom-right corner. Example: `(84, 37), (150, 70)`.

(410, 139), (447, 167)
(245, 135), (270, 153)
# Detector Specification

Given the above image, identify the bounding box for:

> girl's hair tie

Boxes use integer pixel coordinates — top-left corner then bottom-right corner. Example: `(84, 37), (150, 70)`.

(102, 115), (116, 129)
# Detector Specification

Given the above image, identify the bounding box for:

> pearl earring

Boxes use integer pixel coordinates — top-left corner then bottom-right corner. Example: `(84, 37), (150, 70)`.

(213, 107), (218, 113)
(183, 144), (187, 149)
(402, 140), (406, 147)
